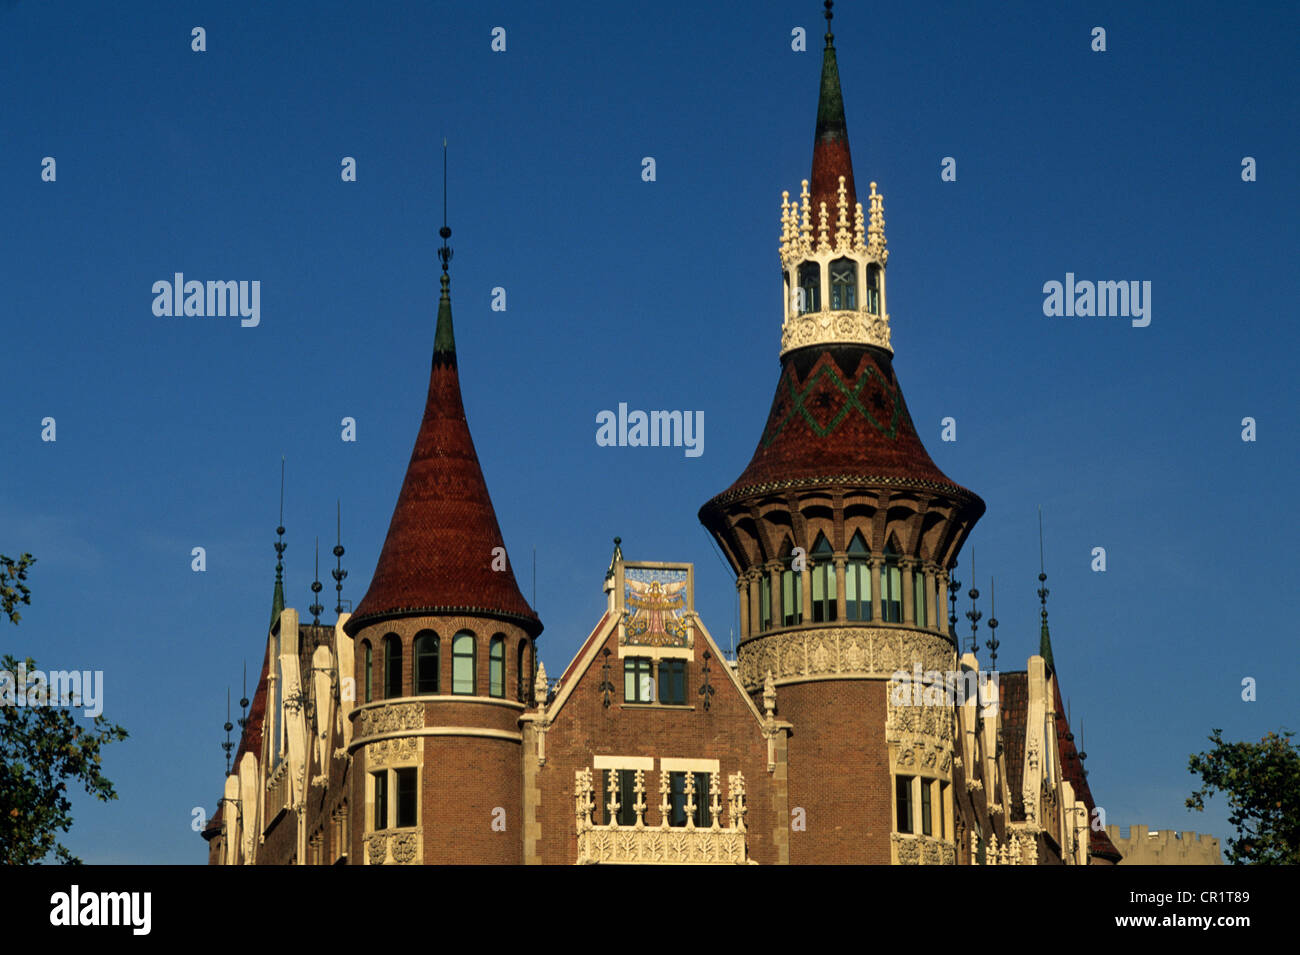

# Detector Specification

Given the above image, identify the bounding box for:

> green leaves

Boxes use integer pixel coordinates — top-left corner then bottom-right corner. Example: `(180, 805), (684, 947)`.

(0, 553), (129, 864)
(1, 554), (35, 625)
(1187, 727), (1300, 865)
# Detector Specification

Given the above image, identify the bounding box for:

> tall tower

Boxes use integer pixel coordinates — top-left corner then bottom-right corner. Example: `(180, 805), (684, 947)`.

(698, 2), (984, 863)
(344, 207), (542, 864)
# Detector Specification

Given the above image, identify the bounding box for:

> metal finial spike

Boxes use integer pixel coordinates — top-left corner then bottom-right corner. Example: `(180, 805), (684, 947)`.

(309, 536), (324, 625)
(438, 138), (453, 273)
(824, 0), (834, 41)
(279, 456), (285, 526)
(332, 500), (348, 614)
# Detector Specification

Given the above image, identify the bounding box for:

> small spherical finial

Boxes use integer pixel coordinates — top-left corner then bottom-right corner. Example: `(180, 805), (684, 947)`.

(224, 720), (233, 733)
(276, 525), (285, 537)
(614, 536), (621, 545)
(439, 226), (451, 240)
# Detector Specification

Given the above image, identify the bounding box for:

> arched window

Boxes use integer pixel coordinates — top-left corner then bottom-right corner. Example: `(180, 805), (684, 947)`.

(798, 262), (820, 314)
(383, 634), (402, 699)
(883, 540), (903, 623)
(489, 635), (506, 698)
(866, 264), (881, 314)
(830, 258), (857, 310)
(913, 567), (928, 627)
(362, 640), (373, 703)
(414, 631), (439, 694)
(846, 532), (872, 621)
(781, 544), (803, 627)
(811, 533), (837, 622)
(516, 641), (528, 702)
(758, 575), (772, 632)
(452, 631), (476, 695)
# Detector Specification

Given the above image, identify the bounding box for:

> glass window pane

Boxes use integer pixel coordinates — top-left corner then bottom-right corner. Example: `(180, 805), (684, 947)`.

(373, 772), (388, 831)
(396, 768), (417, 828)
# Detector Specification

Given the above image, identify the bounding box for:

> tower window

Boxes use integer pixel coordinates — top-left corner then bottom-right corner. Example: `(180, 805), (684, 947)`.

(866, 264), (881, 314)
(811, 533), (837, 622)
(372, 771), (388, 831)
(759, 575), (773, 632)
(383, 633), (402, 699)
(883, 541), (903, 623)
(489, 635), (505, 698)
(624, 657), (654, 703)
(846, 532), (872, 621)
(798, 262), (820, 314)
(830, 258), (857, 310)
(782, 546), (803, 627)
(395, 767), (418, 828)
(896, 774), (913, 834)
(452, 631), (476, 695)
(414, 631), (439, 694)
(658, 659), (686, 705)
(362, 640), (373, 703)
(920, 777), (932, 836)
(517, 640), (528, 703)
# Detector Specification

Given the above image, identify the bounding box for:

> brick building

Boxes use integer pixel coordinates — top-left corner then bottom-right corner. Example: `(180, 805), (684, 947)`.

(203, 3), (1121, 866)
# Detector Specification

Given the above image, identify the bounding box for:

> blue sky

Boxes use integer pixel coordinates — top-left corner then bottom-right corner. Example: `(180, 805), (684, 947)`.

(1, 0), (1296, 863)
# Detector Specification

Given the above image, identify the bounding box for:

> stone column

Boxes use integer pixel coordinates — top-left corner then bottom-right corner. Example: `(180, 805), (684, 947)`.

(901, 558), (916, 625)
(768, 563), (782, 629)
(937, 569), (951, 636)
(869, 556), (883, 623)
(738, 576), (751, 639)
(834, 557), (847, 622)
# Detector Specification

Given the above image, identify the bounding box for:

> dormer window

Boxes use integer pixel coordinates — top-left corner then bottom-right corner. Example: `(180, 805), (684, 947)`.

(830, 258), (856, 310)
(866, 264), (881, 314)
(798, 262), (820, 314)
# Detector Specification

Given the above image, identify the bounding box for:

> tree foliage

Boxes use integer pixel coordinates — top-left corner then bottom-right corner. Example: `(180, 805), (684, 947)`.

(1187, 727), (1300, 865)
(0, 553), (129, 864)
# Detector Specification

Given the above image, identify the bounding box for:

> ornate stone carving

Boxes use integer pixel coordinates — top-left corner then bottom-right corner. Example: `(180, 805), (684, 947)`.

(891, 833), (954, 865)
(363, 828), (421, 865)
(738, 626), (955, 691)
(355, 701), (424, 739)
(573, 768), (750, 864)
(780, 309), (891, 356)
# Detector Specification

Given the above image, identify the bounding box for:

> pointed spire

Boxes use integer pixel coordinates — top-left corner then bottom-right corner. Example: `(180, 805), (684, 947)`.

(270, 457), (286, 632)
(811, 1), (857, 225)
(1037, 506), (1056, 673)
(346, 151), (540, 638)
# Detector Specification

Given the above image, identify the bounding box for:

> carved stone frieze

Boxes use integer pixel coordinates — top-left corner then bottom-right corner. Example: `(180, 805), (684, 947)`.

(355, 701), (424, 739)
(366, 735), (418, 769)
(891, 833), (956, 865)
(780, 309), (891, 356)
(738, 627), (956, 691)
(363, 827), (422, 865)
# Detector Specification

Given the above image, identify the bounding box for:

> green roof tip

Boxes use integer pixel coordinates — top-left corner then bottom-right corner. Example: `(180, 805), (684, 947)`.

(433, 272), (456, 357)
(815, 2), (847, 145)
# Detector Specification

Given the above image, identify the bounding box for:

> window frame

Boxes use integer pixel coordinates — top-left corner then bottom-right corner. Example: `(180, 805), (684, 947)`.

(657, 659), (686, 705)
(452, 631), (477, 695)
(829, 257), (857, 311)
(623, 657), (654, 703)
(414, 630), (439, 695)
(489, 634), (506, 698)
(383, 633), (402, 699)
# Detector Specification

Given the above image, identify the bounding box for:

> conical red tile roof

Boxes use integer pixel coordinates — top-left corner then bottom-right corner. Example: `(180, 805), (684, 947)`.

(347, 273), (540, 636)
(705, 345), (983, 508)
